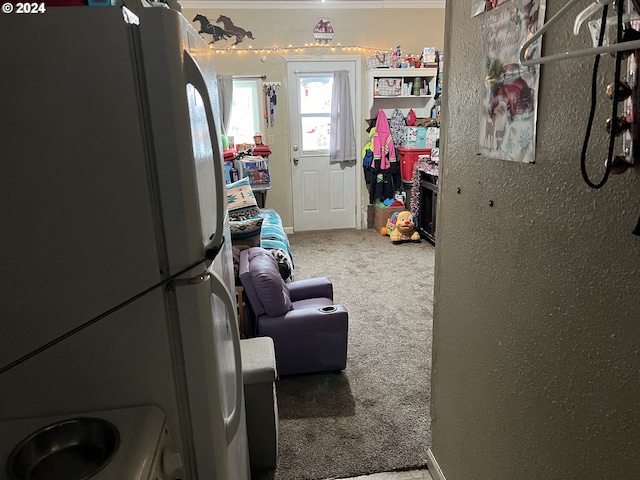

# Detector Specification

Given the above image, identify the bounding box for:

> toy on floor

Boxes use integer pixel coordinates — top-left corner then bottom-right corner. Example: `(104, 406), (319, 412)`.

(384, 210), (421, 244)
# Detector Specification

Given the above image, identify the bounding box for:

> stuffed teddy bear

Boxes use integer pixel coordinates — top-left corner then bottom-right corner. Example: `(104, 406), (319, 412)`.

(386, 210), (421, 244)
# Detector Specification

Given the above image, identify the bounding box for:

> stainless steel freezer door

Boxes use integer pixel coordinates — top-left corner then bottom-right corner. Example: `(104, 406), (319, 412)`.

(173, 266), (248, 480)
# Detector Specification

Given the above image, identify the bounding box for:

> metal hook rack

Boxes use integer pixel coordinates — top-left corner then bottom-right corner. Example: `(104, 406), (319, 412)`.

(519, 0), (640, 66)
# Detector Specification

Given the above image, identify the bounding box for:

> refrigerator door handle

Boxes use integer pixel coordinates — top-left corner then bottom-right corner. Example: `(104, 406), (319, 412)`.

(204, 235), (225, 262)
(208, 270), (244, 444)
(182, 49), (226, 253)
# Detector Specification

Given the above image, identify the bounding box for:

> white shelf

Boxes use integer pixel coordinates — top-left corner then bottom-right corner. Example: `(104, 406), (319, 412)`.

(369, 67), (438, 77)
(375, 95), (433, 99)
(367, 67), (438, 118)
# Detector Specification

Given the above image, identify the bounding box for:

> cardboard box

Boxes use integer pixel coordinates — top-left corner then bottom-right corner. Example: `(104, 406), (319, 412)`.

(425, 127), (440, 148)
(405, 126), (427, 148)
(423, 47), (436, 64)
(372, 204), (406, 233)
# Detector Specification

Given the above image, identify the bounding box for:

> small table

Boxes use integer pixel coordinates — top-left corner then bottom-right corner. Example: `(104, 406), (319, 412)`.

(251, 184), (271, 208)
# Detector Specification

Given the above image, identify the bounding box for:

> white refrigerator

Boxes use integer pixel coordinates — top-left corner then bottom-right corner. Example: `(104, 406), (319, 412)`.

(0, 4), (249, 480)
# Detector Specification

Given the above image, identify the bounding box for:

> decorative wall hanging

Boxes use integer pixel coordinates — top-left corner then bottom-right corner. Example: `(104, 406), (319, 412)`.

(192, 14), (255, 46)
(479, 0), (545, 163)
(216, 15), (255, 46)
(313, 18), (334, 44)
(193, 14), (233, 44)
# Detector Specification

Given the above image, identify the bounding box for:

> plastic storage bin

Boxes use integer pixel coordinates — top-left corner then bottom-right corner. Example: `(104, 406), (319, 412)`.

(398, 147), (431, 182)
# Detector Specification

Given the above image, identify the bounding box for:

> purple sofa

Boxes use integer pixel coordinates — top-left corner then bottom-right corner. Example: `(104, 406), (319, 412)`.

(239, 247), (349, 376)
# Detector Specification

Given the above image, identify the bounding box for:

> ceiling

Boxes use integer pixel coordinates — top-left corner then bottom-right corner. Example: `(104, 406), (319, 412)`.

(179, 0), (446, 9)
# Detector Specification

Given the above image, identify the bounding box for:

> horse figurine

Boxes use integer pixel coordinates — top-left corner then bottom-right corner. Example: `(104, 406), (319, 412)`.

(216, 15), (254, 46)
(192, 14), (232, 44)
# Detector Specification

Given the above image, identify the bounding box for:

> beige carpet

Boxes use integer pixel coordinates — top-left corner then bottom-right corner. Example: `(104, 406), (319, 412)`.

(254, 228), (435, 480)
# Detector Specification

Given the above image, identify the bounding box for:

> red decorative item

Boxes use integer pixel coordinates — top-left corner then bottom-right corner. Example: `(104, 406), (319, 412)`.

(252, 145), (272, 157)
(407, 109), (417, 126)
(224, 149), (237, 162)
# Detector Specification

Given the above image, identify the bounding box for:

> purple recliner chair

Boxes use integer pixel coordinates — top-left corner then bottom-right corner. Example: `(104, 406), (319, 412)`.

(239, 247), (349, 376)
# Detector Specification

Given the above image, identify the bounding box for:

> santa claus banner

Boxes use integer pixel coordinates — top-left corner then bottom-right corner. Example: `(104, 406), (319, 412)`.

(479, 0), (545, 163)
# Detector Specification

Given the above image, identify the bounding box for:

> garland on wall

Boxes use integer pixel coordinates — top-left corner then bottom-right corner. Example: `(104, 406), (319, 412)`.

(194, 13), (401, 57)
(193, 13), (387, 55)
(210, 43), (392, 55)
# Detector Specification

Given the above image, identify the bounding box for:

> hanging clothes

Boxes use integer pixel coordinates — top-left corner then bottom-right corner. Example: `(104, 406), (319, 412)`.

(362, 126), (376, 185)
(369, 110), (397, 204)
(372, 109), (396, 169)
(389, 108), (406, 149)
(369, 169), (394, 204)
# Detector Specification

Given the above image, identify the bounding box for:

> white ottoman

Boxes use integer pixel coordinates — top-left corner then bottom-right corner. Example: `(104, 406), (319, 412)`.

(240, 336), (279, 471)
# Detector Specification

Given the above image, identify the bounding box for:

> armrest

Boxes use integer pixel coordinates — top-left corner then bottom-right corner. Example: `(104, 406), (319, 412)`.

(258, 305), (348, 336)
(287, 277), (333, 302)
(257, 305), (349, 375)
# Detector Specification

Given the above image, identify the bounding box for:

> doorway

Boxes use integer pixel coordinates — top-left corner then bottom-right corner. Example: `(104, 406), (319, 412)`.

(284, 56), (361, 232)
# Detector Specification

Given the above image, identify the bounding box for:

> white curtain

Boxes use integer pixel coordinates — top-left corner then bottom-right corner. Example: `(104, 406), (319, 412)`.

(329, 70), (356, 164)
(217, 74), (233, 135)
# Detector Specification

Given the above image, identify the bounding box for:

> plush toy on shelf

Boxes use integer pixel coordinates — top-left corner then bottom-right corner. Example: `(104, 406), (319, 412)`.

(383, 210), (421, 244)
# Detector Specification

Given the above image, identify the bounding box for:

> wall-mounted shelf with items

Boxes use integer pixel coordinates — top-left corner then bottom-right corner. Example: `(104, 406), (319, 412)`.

(367, 67), (438, 118)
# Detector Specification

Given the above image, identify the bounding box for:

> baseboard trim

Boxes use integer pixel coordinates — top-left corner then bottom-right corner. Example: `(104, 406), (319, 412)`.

(426, 448), (446, 480)
(284, 227), (294, 235)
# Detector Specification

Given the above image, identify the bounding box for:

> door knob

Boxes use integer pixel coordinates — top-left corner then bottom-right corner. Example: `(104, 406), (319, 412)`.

(293, 156), (299, 166)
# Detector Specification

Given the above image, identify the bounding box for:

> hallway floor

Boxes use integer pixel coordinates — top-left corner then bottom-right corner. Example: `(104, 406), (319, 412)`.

(334, 468), (433, 480)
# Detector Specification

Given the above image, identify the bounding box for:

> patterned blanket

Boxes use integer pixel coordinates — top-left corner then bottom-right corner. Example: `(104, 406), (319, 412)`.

(255, 208), (295, 282)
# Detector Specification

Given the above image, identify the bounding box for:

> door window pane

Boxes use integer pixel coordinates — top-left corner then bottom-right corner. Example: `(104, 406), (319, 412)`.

(298, 74), (333, 152)
(301, 117), (331, 150)
(299, 75), (333, 113)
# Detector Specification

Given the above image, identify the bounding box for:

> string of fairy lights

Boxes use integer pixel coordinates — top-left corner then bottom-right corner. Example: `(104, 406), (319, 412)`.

(209, 43), (392, 55)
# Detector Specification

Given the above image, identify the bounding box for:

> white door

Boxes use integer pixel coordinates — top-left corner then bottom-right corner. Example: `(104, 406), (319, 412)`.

(285, 57), (360, 231)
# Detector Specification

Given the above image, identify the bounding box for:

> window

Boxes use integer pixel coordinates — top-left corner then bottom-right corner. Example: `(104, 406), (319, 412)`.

(298, 74), (333, 152)
(227, 79), (263, 146)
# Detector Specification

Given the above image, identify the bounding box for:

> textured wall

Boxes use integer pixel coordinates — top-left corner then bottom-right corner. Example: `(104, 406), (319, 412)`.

(431, 1), (640, 479)
(183, 6), (445, 228)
